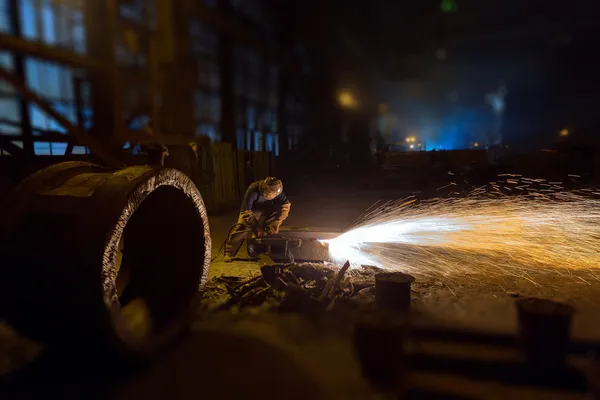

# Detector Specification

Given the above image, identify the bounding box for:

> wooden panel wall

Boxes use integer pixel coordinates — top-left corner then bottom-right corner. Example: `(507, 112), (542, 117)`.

(169, 143), (274, 213)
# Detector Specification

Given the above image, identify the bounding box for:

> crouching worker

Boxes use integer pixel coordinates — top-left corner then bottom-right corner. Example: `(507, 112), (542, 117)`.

(223, 177), (291, 262)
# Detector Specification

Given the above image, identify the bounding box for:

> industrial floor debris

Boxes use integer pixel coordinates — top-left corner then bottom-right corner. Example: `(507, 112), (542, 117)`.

(3, 189), (600, 398)
(199, 262), (380, 314)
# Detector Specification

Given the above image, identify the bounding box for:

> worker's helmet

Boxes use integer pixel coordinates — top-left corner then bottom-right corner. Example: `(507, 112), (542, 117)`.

(261, 177), (283, 197)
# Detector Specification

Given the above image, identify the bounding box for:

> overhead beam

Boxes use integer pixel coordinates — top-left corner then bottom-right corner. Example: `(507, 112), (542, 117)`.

(10, 126), (211, 147)
(0, 138), (24, 157)
(0, 33), (105, 71)
(0, 65), (121, 166)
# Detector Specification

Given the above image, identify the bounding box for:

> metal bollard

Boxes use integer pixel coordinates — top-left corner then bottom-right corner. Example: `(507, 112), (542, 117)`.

(515, 297), (576, 371)
(375, 272), (416, 313)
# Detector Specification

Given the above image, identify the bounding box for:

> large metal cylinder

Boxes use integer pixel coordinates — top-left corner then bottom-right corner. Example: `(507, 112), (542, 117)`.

(0, 162), (211, 358)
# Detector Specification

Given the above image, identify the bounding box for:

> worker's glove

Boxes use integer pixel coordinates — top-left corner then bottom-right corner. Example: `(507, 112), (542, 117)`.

(265, 203), (289, 235)
(279, 203), (291, 221)
(256, 227), (267, 237)
(265, 222), (281, 235)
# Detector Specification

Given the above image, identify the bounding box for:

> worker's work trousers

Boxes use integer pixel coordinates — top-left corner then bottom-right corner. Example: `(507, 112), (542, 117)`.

(225, 210), (281, 257)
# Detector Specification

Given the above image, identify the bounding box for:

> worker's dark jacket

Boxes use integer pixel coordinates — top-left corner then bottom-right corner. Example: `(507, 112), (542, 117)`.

(239, 181), (291, 232)
(241, 181), (288, 212)
(226, 181), (291, 255)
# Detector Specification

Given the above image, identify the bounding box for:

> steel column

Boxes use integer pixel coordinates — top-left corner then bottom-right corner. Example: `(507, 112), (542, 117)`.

(84, 0), (124, 143)
(7, 0), (33, 157)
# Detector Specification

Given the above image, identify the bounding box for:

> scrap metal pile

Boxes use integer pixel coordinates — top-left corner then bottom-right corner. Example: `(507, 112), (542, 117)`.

(199, 262), (388, 315)
(200, 174), (600, 315)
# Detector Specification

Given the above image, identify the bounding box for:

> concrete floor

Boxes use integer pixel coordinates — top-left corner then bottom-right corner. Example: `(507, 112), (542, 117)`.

(3, 186), (600, 398)
(175, 187), (600, 399)
(207, 188), (600, 341)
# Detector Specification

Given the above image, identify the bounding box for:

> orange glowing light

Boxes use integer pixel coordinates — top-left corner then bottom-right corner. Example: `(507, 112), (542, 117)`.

(338, 91), (358, 108)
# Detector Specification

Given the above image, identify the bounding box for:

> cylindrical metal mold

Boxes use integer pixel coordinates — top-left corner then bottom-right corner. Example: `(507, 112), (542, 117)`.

(0, 162), (211, 358)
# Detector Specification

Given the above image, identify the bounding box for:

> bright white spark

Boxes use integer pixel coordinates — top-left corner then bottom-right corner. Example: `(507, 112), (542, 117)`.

(325, 187), (600, 282)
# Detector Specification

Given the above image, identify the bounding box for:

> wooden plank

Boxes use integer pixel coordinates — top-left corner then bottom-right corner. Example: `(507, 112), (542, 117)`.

(211, 144), (224, 207)
(213, 143), (225, 207)
(236, 150), (246, 199)
(206, 144), (251, 209)
(197, 145), (215, 210)
(219, 144), (228, 206)
(219, 144), (237, 206)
